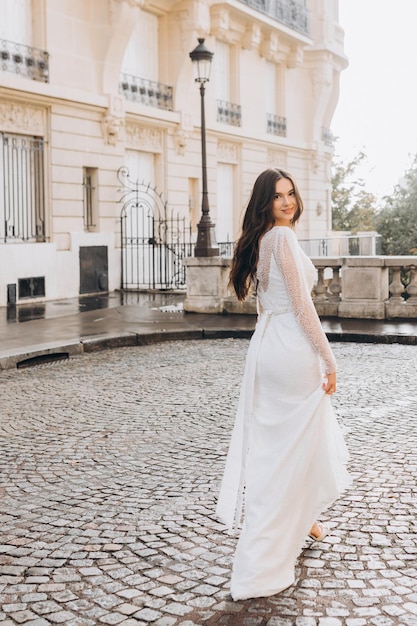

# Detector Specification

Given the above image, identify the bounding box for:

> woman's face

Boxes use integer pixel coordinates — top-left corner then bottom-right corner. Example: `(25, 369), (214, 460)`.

(272, 177), (297, 226)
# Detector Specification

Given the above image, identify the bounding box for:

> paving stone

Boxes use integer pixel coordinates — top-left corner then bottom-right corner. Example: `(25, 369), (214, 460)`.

(1, 341), (417, 625)
(134, 608), (163, 622)
(163, 601), (194, 616)
(98, 613), (127, 625)
(153, 617), (177, 626)
(8, 610), (37, 624)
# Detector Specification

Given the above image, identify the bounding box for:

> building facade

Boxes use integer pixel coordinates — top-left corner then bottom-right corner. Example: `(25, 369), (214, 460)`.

(0, 0), (347, 306)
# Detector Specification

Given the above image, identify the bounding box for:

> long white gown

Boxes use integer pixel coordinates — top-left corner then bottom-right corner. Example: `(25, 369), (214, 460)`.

(216, 225), (351, 601)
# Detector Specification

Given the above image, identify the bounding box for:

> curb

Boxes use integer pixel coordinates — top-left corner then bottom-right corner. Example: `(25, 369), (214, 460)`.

(326, 332), (417, 345)
(1, 327), (417, 371)
(0, 329), (253, 370)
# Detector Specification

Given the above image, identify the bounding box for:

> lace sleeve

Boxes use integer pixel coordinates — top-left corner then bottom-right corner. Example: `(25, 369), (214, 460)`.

(273, 227), (336, 374)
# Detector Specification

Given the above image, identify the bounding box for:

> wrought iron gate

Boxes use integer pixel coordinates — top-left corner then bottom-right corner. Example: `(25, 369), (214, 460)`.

(119, 167), (193, 290)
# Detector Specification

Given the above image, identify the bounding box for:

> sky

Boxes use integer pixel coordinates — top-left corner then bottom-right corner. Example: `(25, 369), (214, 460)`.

(331, 0), (417, 201)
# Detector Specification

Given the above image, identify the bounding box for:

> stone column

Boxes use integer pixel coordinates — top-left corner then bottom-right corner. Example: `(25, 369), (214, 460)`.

(183, 256), (231, 314)
(311, 258), (342, 317)
(338, 257), (388, 319)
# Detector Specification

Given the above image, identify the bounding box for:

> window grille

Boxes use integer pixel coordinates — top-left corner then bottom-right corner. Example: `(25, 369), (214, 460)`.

(0, 132), (46, 242)
(82, 167), (97, 231)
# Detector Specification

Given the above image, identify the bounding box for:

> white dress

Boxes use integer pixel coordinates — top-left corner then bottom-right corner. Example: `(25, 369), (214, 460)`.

(216, 225), (351, 601)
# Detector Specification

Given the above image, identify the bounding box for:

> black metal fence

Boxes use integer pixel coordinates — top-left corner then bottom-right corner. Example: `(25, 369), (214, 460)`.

(238, 0), (310, 35)
(119, 167), (193, 290)
(1, 132), (46, 242)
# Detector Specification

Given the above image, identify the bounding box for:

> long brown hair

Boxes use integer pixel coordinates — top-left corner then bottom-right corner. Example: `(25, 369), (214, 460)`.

(229, 168), (303, 301)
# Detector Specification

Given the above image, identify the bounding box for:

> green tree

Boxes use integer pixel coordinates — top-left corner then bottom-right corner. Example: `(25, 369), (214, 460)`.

(375, 155), (417, 255)
(331, 151), (377, 233)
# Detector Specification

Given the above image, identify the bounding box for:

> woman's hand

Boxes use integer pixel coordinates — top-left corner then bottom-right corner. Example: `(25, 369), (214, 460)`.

(322, 372), (336, 395)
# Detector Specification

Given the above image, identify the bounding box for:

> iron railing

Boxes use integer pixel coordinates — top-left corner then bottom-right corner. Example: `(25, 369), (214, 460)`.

(119, 167), (193, 290)
(238, 0), (310, 36)
(217, 100), (242, 126)
(1, 132), (46, 242)
(218, 241), (234, 257)
(267, 113), (287, 137)
(120, 73), (173, 111)
(0, 39), (49, 82)
(299, 234), (382, 257)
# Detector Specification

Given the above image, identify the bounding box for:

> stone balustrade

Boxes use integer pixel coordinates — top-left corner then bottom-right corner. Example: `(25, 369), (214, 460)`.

(311, 256), (417, 320)
(185, 255), (417, 318)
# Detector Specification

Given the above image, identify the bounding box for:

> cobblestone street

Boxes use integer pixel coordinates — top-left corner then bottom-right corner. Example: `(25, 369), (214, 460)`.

(1, 339), (417, 626)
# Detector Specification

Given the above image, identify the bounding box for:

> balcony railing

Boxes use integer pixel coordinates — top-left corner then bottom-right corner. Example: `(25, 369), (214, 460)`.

(267, 113), (287, 137)
(217, 100), (242, 126)
(120, 73), (173, 111)
(0, 39), (49, 83)
(238, 0), (310, 36)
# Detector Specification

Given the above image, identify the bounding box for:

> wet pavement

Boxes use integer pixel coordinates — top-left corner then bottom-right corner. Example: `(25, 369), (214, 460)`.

(1, 292), (417, 371)
(1, 338), (417, 625)
(1, 293), (417, 625)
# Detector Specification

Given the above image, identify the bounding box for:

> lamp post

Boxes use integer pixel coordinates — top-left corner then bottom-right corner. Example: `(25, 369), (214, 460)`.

(189, 38), (219, 257)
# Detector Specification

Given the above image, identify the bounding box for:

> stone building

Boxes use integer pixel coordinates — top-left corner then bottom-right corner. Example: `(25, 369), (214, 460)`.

(0, 0), (347, 306)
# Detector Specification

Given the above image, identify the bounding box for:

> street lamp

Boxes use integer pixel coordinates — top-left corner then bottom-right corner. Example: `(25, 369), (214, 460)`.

(189, 38), (219, 257)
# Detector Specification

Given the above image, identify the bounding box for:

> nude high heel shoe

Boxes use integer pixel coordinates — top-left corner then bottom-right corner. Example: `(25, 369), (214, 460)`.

(308, 523), (328, 542)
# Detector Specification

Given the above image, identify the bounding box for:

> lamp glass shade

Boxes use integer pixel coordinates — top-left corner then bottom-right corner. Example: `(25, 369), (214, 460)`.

(189, 38), (213, 83)
(193, 57), (212, 83)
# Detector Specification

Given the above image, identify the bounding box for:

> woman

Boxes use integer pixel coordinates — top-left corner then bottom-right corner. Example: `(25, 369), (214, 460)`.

(216, 168), (351, 601)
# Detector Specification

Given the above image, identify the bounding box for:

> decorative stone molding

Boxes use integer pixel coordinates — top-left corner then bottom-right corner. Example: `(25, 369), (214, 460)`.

(175, 3), (210, 50)
(211, 7), (232, 42)
(0, 102), (46, 135)
(242, 23), (261, 50)
(174, 128), (189, 156)
(287, 46), (304, 69)
(108, 94), (125, 118)
(260, 32), (287, 63)
(111, 0), (144, 7)
(267, 149), (287, 169)
(126, 123), (163, 152)
(311, 65), (333, 96)
(174, 11), (194, 50)
(217, 141), (239, 164)
(210, 4), (245, 44)
(102, 115), (124, 146)
(109, 0), (145, 24)
(310, 150), (320, 174)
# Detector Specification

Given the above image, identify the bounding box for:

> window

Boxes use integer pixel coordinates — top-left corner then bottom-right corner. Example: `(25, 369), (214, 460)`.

(122, 12), (159, 80)
(18, 276), (45, 299)
(0, 0), (32, 45)
(215, 40), (241, 126)
(265, 61), (276, 115)
(215, 40), (231, 103)
(0, 132), (46, 242)
(125, 149), (156, 184)
(265, 61), (286, 136)
(0, 0), (48, 82)
(83, 167), (98, 231)
(120, 12), (173, 110)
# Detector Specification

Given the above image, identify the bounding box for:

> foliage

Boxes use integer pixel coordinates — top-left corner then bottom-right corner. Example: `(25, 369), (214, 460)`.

(375, 155), (417, 255)
(331, 151), (378, 233)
